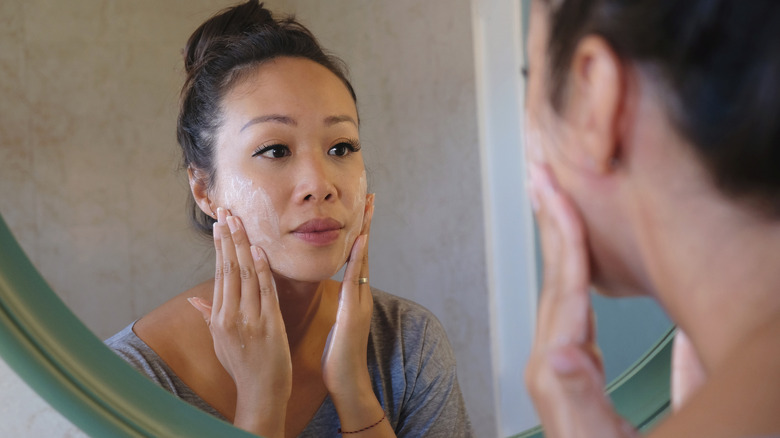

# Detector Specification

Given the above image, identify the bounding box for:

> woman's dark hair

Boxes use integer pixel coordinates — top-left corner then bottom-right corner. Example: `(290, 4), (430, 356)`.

(177, 0), (357, 236)
(540, 0), (780, 214)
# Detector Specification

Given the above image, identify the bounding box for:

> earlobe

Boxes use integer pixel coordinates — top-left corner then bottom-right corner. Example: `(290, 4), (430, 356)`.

(569, 36), (624, 175)
(188, 166), (217, 219)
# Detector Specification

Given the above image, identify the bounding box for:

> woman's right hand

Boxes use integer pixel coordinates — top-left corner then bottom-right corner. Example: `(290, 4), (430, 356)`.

(525, 164), (637, 438)
(188, 207), (292, 438)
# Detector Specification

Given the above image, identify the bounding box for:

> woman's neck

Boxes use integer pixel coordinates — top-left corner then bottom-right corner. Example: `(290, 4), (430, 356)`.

(272, 276), (335, 346)
(636, 182), (780, 372)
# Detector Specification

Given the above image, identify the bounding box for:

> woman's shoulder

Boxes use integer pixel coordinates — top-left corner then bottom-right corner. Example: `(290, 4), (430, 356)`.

(370, 288), (440, 321)
(370, 288), (447, 334)
(131, 280), (219, 379)
(365, 289), (473, 436)
(368, 287), (454, 359)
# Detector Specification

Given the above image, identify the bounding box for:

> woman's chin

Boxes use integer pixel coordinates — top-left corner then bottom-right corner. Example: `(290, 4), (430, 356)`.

(269, 262), (346, 285)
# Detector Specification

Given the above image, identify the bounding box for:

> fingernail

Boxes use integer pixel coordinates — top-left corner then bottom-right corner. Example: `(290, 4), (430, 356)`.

(187, 297), (209, 309)
(216, 207), (226, 223)
(250, 245), (261, 261)
(549, 349), (579, 375)
(527, 164), (541, 212)
(538, 165), (557, 196)
(226, 216), (238, 233)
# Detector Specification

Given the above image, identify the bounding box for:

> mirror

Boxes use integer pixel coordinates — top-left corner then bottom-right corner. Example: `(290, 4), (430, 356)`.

(0, 1), (672, 436)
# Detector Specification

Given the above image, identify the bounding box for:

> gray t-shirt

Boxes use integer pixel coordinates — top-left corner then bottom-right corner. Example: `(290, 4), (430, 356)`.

(106, 289), (473, 437)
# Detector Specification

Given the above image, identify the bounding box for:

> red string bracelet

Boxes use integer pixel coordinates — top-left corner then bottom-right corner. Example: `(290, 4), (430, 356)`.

(338, 412), (387, 435)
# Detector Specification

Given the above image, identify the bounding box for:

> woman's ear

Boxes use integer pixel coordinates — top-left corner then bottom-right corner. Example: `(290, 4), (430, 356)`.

(188, 166), (216, 219)
(566, 35), (624, 174)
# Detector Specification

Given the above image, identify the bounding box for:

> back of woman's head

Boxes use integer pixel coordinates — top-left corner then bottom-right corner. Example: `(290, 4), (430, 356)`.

(177, 0), (357, 236)
(540, 0), (780, 214)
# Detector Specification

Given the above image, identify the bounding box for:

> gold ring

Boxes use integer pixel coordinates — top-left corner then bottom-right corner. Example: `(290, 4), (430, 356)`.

(358, 277), (369, 285)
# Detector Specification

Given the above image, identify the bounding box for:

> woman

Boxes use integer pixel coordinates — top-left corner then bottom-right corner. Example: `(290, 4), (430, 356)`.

(523, 0), (780, 437)
(106, 2), (472, 437)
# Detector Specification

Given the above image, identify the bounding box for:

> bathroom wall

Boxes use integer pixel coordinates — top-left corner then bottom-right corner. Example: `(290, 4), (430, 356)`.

(0, 357), (86, 437)
(0, 0), (224, 338)
(0, 0), (497, 436)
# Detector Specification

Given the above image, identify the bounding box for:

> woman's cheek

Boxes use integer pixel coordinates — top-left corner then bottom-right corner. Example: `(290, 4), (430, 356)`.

(340, 170), (369, 263)
(219, 175), (284, 248)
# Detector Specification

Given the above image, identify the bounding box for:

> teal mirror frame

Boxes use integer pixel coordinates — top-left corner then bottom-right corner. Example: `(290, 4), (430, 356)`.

(0, 214), (255, 438)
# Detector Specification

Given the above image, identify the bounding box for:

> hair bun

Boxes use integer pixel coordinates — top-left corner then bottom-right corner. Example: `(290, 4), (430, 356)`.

(184, 0), (275, 74)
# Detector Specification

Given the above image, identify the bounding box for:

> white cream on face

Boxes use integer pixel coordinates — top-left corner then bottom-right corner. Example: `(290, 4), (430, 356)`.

(218, 173), (293, 274)
(221, 174), (280, 244)
(340, 170), (368, 264)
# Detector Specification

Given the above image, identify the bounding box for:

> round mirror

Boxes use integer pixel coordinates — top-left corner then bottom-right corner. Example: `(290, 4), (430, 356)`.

(0, 1), (673, 436)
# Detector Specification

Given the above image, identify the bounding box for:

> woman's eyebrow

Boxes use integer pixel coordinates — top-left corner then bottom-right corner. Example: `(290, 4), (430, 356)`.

(240, 114), (297, 132)
(324, 115), (358, 127)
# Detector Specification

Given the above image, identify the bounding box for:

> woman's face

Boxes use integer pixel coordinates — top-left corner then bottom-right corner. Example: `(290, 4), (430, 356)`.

(209, 57), (366, 283)
(525, 1), (653, 297)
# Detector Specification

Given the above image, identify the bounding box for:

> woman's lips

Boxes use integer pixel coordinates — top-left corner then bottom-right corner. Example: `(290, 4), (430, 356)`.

(291, 218), (343, 246)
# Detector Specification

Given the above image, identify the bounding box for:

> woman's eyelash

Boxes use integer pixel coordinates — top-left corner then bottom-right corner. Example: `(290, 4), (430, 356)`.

(252, 144), (289, 158)
(328, 139), (362, 157)
(251, 139), (361, 158)
(341, 139), (362, 152)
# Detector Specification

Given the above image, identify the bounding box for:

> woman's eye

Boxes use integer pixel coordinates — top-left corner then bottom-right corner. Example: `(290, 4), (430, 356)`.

(328, 142), (359, 157)
(253, 145), (290, 158)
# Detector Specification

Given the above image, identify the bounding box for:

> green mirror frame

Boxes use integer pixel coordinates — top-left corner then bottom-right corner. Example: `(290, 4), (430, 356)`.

(1, 211), (671, 437)
(0, 214), (255, 437)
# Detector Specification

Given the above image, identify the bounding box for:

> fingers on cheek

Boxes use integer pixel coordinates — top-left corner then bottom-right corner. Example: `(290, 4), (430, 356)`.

(213, 222), (223, 254)
(356, 235), (368, 261)
(348, 234), (363, 262)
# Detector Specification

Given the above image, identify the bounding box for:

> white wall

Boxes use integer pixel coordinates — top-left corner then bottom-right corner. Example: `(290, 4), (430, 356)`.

(0, 357), (86, 438)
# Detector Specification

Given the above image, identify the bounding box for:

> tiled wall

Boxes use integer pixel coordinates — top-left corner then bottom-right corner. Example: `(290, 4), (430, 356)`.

(0, 1), (496, 435)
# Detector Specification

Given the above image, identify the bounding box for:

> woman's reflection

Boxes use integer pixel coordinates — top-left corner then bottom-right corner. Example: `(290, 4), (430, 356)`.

(106, 2), (472, 437)
(523, 0), (780, 436)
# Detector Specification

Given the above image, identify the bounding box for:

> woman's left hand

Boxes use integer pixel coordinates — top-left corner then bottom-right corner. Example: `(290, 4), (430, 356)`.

(525, 163), (638, 438)
(321, 194), (393, 434)
(321, 193), (374, 397)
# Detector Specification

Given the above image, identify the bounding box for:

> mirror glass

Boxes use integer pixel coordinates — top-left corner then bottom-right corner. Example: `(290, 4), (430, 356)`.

(0, 1), (672, 436)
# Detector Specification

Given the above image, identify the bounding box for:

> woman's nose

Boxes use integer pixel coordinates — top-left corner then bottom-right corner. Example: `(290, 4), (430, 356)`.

(293, 155), (337, 204)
